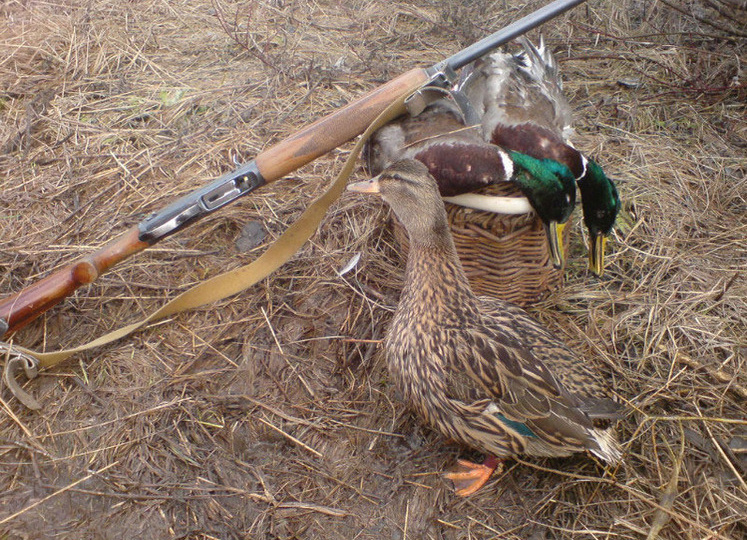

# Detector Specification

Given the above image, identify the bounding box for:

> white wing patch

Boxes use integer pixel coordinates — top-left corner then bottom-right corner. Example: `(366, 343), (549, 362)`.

(579, 154), (589, 180)
(498, 149), (514, 180)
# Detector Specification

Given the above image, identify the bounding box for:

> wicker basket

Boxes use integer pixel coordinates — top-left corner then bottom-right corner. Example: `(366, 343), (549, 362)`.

(392, 181), (571, 306)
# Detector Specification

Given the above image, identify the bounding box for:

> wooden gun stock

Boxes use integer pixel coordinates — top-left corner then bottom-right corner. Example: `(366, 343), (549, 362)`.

(0, 227), (150, 335)
(0, 68), (429, 337)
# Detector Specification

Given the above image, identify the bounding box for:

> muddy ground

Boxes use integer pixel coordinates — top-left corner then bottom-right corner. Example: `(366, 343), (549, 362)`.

(1, 1), (745, 539)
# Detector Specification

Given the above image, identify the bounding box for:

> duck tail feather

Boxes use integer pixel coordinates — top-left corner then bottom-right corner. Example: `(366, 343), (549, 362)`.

(579, 397), (625, 420)
(515, 35), (560, 86)
(590, 427), (622, 464)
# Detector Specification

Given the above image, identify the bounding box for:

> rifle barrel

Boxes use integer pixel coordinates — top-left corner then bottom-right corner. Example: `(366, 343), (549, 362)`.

(444, 0), (587, 71)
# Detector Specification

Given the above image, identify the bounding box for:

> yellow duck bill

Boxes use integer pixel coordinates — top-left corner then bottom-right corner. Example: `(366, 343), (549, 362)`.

(588, 233), (607, 277)
(545, 221), (566, 269)
(347, 177), (381, 194)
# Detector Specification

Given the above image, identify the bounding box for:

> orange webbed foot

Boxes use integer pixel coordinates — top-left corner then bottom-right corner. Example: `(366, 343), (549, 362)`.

(444, 456), (503, 496)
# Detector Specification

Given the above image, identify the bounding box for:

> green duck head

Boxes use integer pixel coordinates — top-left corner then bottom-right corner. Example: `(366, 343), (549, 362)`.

(577, 159), (621, 276)
(509, 151), (577, 269)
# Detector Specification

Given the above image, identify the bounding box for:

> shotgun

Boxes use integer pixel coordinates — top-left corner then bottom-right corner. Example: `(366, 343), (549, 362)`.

(0, 0), (587, 338)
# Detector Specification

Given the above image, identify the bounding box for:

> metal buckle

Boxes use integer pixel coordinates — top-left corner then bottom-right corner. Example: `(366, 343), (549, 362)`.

(404, 85), (481, 128)
(405, 62), (481, 125)
(1, 343), (42, 410)
(404, 86), (453, 117)
(424, 62), (459, 89)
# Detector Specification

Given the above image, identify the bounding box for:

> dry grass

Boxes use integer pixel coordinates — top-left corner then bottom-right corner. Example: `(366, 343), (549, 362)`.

(1, 0), (745, 538)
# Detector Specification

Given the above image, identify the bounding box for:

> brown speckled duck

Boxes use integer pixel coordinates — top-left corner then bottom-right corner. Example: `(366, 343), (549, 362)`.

(459, 37), (621, 275)
(348, 159), (622, 496)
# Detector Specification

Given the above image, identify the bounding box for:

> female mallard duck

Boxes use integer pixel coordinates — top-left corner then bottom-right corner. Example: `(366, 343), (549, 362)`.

(459, 37), (621, 275)
(348, 160), (622, 496)
(367, 98), (576, 267)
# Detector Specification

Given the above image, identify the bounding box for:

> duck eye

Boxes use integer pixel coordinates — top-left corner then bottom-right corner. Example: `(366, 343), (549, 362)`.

(390, 172), (419, 186)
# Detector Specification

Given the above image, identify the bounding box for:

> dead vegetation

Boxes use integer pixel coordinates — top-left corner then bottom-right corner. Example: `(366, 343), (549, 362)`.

(1, 0), (745, 538)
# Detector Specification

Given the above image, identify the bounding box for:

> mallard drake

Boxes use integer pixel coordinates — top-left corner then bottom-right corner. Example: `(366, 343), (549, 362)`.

(348, 160), (622, 496)
(509, 151), (575, 268)
(459, 37), (621, 275)
(367, 99), (576, 267)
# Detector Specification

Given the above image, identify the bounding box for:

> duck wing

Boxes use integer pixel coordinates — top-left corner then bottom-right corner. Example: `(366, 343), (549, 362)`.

(367, 102), (515, 196)
(441, 308), (621, 459)
(480, 297), (624, 417)
(458, 37), (573, 146)
(366, 101), (469, 174)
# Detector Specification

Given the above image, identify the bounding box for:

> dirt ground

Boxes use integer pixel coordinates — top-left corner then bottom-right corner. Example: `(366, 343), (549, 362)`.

(1, 1), (745, 538)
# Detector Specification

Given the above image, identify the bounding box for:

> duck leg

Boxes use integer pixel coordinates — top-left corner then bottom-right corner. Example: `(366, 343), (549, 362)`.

(444, 455), (504, 496)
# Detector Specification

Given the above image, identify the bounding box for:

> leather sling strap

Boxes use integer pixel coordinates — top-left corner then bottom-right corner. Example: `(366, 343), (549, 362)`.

(2, 94), (410, 409)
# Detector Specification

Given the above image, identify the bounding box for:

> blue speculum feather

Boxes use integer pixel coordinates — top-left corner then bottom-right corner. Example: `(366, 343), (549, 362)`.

(495, 414), (537, 438)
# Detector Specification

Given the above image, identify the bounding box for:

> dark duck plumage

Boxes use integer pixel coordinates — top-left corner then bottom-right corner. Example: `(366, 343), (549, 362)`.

(348, 160), (622, 496)
(366, 98), (513, 197)
(367, 97), (576, 267)
(459, 37), (621, 275)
